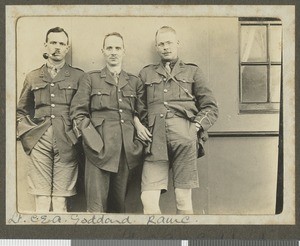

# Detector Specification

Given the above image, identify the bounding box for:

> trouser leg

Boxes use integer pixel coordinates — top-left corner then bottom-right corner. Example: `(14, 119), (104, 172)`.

(141, 190), (161, 214)
(107, 151), (129, 213)
(85, 160), (109, 212)
(175, 188), (193, 214)
(28, 126), (54, 212)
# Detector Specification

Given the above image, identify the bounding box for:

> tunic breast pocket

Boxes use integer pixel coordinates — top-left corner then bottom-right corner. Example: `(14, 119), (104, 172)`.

(121, 90), (137, 111)
(145, 79), (162, 104)
(174, 75), (194, 99)
(90, 88), (111, 110)
(31, 83), (49, 107)
(58, 81), (78, 104)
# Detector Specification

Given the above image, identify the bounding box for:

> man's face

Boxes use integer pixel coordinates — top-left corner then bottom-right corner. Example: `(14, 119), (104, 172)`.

(102, 35), (125, 67)
(156, 31), (179, 61)
(44, 32), (69, 62)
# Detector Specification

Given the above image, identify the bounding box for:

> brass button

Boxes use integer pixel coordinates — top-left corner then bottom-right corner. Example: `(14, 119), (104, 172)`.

(118, 89), (121, 93)
(97, 92), (101, 95)
(68, 86), (72, 89)
(164, 89), (168, 93)
(163, 101), (168, 105)
(50, 83), (54, 87)
(51, 94), (55, 97)
(119, 109), (123, 113)
(51, 104), (55, 108)
(51, 115), (55, 119)
(119, 98), (122, 102)
(163, 78), (167, 81)
(160, 114), (164, 118)
(120, 119), (124, 123)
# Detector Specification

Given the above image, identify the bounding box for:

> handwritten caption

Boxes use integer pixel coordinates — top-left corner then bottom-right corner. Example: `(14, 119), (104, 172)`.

(8, 212), (192, 225)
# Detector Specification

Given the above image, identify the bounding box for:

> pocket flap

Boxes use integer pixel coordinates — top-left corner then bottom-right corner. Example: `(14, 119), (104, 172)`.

(122, 90), (137, 98)
(175, 74), (194, 83)
(91, 117), (105, 127)
(31, 83), (48, 91)
(91, 88), (110, 96)
(58, 81), (78, 90)
(145, 79), (161, 85)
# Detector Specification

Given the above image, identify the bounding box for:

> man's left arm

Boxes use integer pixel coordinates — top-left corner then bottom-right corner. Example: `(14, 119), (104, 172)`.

(133, 77), (152, 143)
(193, 67), (219, 131)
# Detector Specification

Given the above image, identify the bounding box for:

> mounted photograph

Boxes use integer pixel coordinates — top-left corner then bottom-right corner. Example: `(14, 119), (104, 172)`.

(5, 4), (295, 225)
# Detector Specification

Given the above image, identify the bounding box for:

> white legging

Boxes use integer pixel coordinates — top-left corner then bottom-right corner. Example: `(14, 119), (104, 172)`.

(141, 188), (193, 214)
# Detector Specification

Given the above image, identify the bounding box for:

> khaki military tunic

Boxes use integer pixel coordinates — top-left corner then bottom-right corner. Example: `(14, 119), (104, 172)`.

(70, 67), (147, 173)
(139, 59), (219, 161)
(17, 63), (84, 163)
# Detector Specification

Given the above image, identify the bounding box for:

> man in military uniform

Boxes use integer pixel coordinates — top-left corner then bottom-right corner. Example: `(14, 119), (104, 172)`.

(137, 26), (218, 215)
(17, 27), (84, 212)
(70, 32), (147, 213)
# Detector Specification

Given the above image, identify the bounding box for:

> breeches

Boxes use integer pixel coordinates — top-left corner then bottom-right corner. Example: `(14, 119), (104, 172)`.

(28, 126), (78, 197)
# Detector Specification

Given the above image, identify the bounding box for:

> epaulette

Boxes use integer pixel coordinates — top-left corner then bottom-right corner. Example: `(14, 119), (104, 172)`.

(88, 70), (101, 74)
(142, 64), (156, 69)
(127, 72), (138, 78)
(185, 63), (198, 67)
(31, 65), (44, 72)
(71, 66), (84, 72)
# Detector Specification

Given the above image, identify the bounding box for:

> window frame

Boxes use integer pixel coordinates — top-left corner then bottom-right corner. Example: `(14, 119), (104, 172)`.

(239, 18), (282, 114)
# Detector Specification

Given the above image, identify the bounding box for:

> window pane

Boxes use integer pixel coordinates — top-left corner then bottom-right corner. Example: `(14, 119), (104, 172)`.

(241, 26), (267, 62)
(270, 66), (281, 102)
(269, 26), (282, 62)
(241, 66), (267, 102)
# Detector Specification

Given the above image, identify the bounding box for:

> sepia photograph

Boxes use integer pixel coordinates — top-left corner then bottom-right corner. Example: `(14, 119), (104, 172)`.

(5, 4), (295, 226)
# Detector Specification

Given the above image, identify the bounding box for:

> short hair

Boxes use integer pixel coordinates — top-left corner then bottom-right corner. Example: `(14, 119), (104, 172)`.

(45, 27), (69, 44)
(102, 32), (124, 48)
(155, 26), (177, 42)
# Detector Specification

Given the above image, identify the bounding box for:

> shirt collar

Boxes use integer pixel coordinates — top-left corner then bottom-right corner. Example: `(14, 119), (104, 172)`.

(106, 64), (122, 75)
(162, 57), (179, 69)
(46, 60), (65, 70)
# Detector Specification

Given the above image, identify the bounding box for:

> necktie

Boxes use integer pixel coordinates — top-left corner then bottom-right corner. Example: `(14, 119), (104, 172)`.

(50, 66), (58, 78)
(165, 62), (171, 74)
(113, 72), (119, 84)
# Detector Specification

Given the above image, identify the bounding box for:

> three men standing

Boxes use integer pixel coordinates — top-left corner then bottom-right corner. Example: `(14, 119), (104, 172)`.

(17, 27), (84, 212)
(138, 26), (218, 214)
(17, 26), (218, 214)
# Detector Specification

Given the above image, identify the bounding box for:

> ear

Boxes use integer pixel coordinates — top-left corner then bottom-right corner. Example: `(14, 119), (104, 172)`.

(44, 42), (48, 48)
(66, 44), (70, 53)
(101, 48), (104, 55)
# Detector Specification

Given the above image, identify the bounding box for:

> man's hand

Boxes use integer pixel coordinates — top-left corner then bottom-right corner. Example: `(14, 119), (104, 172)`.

(133, 116), (152, 142)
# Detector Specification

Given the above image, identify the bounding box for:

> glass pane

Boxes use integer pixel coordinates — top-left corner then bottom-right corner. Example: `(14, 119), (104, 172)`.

(241, 26), (267, 62)
(241, 66), (267, 102)
(270, 66), (281, 102)
(269, 26), (282, 62)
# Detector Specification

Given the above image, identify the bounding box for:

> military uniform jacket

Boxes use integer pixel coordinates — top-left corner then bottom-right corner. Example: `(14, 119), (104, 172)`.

(16, 63), (84, 163)
(70, 67), (147, 173)
(139, 59), (219, 161)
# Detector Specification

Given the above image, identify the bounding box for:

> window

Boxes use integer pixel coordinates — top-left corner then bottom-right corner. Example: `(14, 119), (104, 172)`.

(239, 18), (282, 113)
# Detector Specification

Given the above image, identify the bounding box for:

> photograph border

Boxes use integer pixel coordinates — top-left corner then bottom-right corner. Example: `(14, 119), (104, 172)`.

(1, 0), (299, 240)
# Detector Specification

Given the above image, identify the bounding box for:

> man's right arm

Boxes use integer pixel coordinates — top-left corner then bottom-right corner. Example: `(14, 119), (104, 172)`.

(70, 73), (92, 138)
(17, 77), (34, 121)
